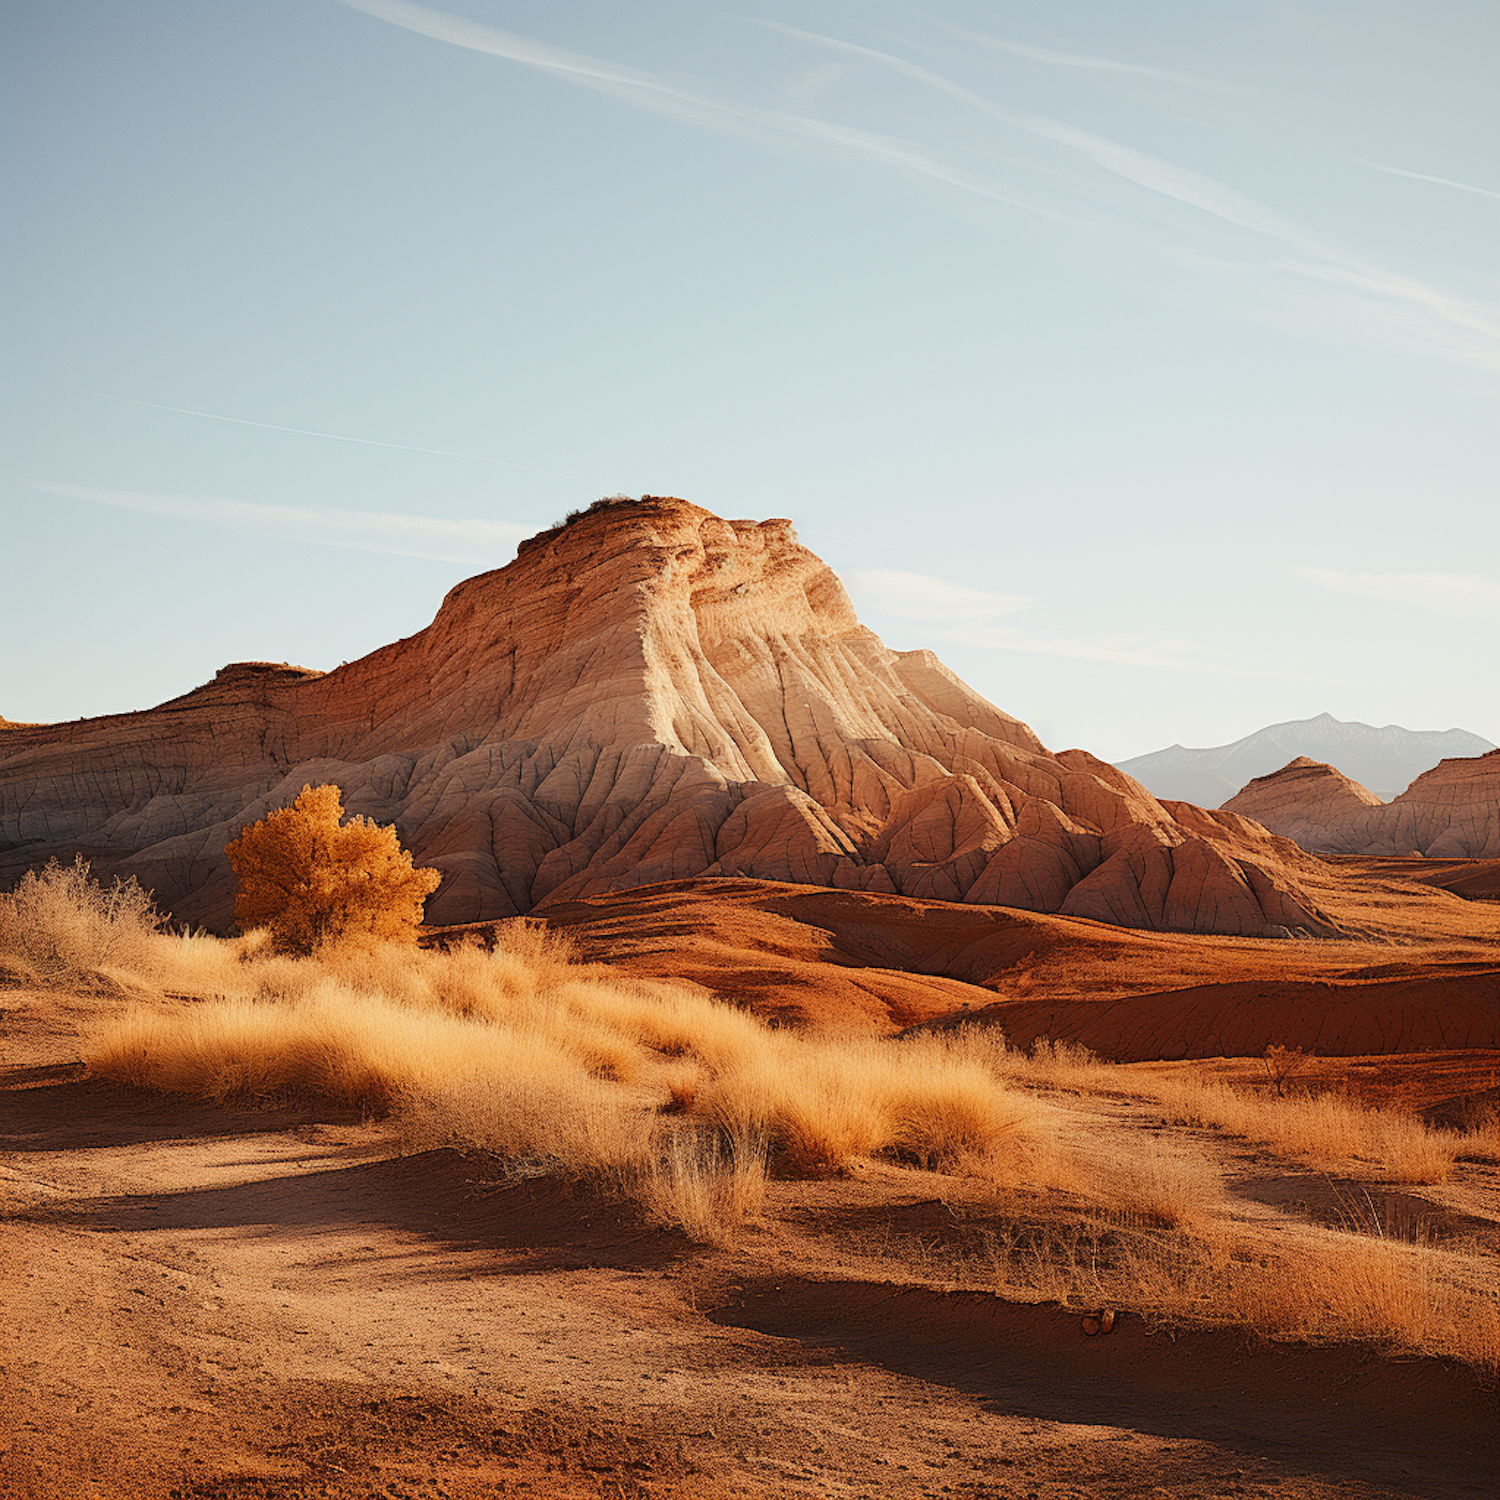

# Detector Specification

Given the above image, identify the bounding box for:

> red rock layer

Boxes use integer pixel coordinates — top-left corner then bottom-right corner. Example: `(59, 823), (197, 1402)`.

(1, 497), (1343, 937)
(1223, 752), (1500, 858)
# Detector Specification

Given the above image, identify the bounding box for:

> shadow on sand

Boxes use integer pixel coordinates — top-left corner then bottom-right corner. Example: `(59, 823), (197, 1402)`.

(9, 1078), (691, 1274)
(710, 1278), (1498, 1500)
(0, 1074), (368, 1153)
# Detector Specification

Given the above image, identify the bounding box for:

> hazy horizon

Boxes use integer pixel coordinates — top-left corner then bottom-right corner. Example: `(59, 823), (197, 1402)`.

(3, 1), (1496, 761)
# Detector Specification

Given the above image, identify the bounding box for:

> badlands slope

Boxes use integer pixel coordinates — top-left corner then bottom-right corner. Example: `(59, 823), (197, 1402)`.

(1225, 752), (1500, 858)
(1221, 757), (1387, 851)
(1, 497), (1345, 939)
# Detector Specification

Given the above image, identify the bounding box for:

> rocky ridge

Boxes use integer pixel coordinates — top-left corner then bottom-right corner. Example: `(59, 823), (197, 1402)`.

(1, 496), (1346, 937)
(1223, 752), (1500, 858)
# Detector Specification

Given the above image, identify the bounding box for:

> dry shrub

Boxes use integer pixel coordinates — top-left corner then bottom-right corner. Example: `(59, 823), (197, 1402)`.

(1262, 1042), (1310, 1098)
(225, 784), (440, 954)
(0, 856), (162, 991)
(635, 1125), (769, 1247)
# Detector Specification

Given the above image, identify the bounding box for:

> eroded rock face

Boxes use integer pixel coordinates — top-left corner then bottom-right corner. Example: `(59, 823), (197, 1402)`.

(0, 497), (1346, 936)
(1223, 752), (1500, 858)
(1221, 758), (1386, 851)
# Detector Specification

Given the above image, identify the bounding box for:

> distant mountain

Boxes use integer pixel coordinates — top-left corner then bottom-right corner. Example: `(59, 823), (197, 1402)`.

(1116, 714), (1496, 805)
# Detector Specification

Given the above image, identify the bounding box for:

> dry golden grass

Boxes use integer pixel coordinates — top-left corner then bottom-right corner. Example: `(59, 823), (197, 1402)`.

(16, 871), (1493, 1369)
(0, 856), (162, 990)
(973, 1209), (1500, 1373)
(1139, 1070), (1460, 1183)
(81, 924), (1060, 1242)
(961, 1030), (1468, 1184)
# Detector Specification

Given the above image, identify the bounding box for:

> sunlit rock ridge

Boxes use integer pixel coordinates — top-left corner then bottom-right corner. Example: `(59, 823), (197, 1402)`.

(1, 496), (1344, 937)
(1224, 753), (1500, 858)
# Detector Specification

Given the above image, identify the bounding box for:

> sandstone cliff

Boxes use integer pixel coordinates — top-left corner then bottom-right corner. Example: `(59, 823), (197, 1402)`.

(0, 496), (1346, 936)
(1223, 752), (1500, 858)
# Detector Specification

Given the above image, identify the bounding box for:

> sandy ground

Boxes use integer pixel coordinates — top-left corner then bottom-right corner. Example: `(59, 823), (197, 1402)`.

(3, 987), (1497, 1500)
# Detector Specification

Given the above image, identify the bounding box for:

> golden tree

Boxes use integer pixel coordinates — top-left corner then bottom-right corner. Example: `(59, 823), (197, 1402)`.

(225, 784), (441, 953)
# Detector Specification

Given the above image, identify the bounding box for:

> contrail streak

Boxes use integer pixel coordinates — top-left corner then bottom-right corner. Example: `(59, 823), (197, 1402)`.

(1360, 162), (1500, 202)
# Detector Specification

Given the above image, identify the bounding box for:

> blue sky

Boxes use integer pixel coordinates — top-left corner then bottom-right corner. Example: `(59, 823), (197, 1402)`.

(2, 0), (1496, 759)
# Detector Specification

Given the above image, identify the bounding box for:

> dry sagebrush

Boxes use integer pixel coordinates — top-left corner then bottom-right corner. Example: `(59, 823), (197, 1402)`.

(84, 931), (1062, 1245)
(0, 856), (163, 990)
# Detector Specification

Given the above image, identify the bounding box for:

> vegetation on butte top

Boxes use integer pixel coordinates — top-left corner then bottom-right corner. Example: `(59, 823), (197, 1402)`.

(1, 494), (1375, 940)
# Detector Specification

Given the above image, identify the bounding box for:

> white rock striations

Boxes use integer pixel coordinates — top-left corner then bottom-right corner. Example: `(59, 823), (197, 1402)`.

(1, 497), (1345, 936)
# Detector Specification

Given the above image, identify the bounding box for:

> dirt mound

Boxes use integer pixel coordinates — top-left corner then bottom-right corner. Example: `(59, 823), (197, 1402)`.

(1127, 1050), (1500, 1113)
(953, 970), (1500, 1060)
(1, 497), (1348, 940)
(442, 873), (1500, 1055)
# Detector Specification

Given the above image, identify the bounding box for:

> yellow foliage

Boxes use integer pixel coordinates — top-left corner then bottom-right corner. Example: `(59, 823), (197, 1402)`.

(224, 783), (441, 953)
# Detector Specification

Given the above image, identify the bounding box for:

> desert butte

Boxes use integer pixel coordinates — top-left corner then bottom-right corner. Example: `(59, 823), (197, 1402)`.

(2, 495), (1498, 1499)
(1223, 753), (1499, 860)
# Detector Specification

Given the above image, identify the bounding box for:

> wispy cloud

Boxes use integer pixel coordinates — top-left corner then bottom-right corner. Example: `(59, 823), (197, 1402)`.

(1360, 161), (1500, 203)
(337, 2), (1498, 372)
(759, 22), (1499, 368)
(754, 21), (1294, 233)
(1296, 566), (1500, 621)
(32, 481), (530, 565)
(110, 397), (592, 483)
(841, 567), (1286, 675)
(841, 568), (1029, 623)
(337, 0), (756, 138)
(335, 1), (1062, 218)
(921, 18), (1220, 90)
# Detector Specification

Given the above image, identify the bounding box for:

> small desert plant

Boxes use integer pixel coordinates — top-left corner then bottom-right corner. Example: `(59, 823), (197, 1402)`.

(1263, 1043), (1310, 1098)
(224, 783), (441, 954)
(0, 855), (162, 990)
(636, 1124), (768, 1246)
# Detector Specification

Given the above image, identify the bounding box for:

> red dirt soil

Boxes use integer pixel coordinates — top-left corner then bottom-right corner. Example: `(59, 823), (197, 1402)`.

(437, 863), (1500, 1059)
(1326, 855), (1500, 903)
